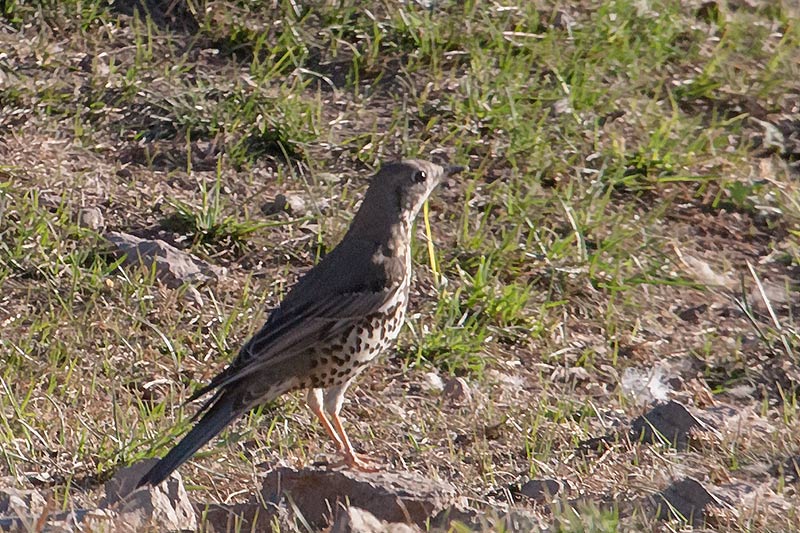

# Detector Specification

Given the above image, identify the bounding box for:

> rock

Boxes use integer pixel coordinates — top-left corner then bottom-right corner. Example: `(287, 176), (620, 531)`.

(748, 279), (792, 312)
(551, 98), (573, 116)
(37, 191), (64, 210)
(421, 371), (444, 392)
(105, 231), (220, 288)
(550, 366), (591, 382)
(696, 1), (721, 24)
(518, 479), (562, 503)
(201, 467), (461, 530)
(201, 501), (288, 533)
(262, 194), (287, 215)
(317, 172), (340, 184)
(78, 206), (105, 231)
(630, 400), (705, 450)
(262, 193), (306, 216)
(284, 194), (307, 214)
(714, 481), (756, 506)
(502, 509), (542, 531)
(652, 477), (726, 526)
(256, 466), (462, 529)
(0, 461), (195, 531)
(0, 487), (48, 529)
(99, 459), (197, 532)
(551, 10), (576, 31)
(99, 459), (156, 506)
(442, 377), (472, 405)
(776, 455), (800, 483)
(0, 487), (47, 518)
(678, 254), (735, 288)
(431, 506), (481, 530)
(699, 404), (738, 429)
(621, 366), (672, 405)
(433, 506), (542, 531)
(0, 508), (106, 531)
(331, 506), (420, 533)
(677, 303), (708, 323)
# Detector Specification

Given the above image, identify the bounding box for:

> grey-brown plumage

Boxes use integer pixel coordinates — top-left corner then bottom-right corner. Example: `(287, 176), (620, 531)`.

(137, 159), (464, 487)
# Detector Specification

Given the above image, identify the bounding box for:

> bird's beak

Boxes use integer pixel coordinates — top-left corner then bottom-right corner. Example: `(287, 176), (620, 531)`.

(444, 165), (466, 176)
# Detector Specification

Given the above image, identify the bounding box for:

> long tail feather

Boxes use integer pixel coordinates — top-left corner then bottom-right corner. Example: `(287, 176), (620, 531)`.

(137, 394), (240, 488)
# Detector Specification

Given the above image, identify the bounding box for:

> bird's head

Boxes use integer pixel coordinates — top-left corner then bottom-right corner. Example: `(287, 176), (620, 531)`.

(369, 159), (465, 221)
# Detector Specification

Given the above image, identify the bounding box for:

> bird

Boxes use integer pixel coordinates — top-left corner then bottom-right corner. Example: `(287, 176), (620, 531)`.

(137, 159), (464, 487)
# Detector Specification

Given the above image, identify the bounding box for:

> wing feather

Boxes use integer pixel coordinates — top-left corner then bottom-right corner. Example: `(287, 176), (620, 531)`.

(187, 285), (396, 402)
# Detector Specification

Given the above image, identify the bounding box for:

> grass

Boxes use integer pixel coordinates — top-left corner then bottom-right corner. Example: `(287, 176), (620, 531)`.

(1, 0), (799, 530)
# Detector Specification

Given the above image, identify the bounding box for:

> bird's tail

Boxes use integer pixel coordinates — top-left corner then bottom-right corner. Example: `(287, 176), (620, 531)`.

(136, 392), (241, 488)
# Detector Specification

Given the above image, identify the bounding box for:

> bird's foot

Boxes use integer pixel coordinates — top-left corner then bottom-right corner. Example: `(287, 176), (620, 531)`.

(329, 451), (381, 472)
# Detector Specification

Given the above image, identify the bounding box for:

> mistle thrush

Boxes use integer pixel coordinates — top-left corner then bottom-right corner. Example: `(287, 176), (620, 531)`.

(137, 159), (464, 487)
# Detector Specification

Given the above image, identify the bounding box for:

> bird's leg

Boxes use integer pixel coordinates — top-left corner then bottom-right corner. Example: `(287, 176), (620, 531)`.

(328, 411), (379, 472)
(323, 380), (380, 472)
(306, 388), (344, 451)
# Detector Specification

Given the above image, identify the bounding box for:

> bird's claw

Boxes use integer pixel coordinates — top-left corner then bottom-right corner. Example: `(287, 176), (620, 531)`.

(329, 451), (381, 472)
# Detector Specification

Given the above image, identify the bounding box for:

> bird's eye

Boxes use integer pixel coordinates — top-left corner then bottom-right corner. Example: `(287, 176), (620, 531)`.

(412, 170), (427, 183)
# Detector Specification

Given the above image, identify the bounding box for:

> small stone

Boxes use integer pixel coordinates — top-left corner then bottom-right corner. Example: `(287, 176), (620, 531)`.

(551, 10), (575, 31)
(37, 192), (63, 209)
(78, 53), (94, 72)
(552, 98), (572, 116)
(550, 366), (591, 382)
(105, 231), (221, 288)
(442, 377), (472, 405)
(317, 172), (341, 184)
(677, 303), (708, 322)
(78, 206), (105, 231)
(621, 366), (672, 404)
(630, 400), (706, 451)
(262, 194), (287, 216)
(0, 487), (47, 518)
(502, 509), (542, 531)
(421, 372), (444, 392)
(262, 193), (306, 215)
(777, 455), (800, 483)
(99, 459), (197, 531)
(257, 466), (462, 528)
(285, 194), (307, 214)
(696, 1), (721, 23)
(431, 506), (481, 530)
(518, 479), (562, 503)
(652, 477), (725, 526)
(331, 506), (420, 533)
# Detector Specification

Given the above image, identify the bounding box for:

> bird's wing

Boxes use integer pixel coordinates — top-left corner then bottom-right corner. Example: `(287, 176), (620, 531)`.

(188, 236), (400, 402)
(187, 284), (396, 402)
